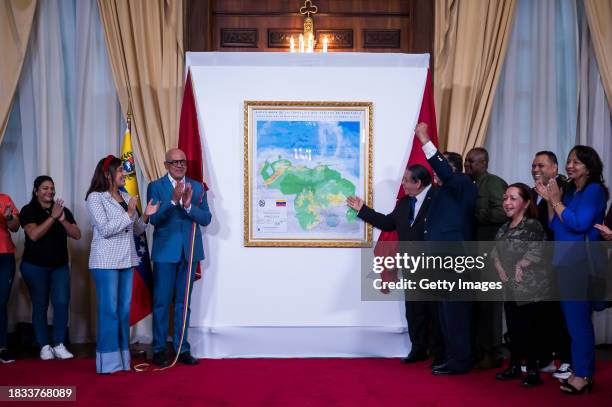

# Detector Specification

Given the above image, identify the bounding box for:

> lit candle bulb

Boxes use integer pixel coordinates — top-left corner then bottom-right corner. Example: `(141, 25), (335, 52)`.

(299, 34), (304, 53)
(322, 36), (328, 53)
(307, 33), (314, 53)
(290, 36), (295, 52)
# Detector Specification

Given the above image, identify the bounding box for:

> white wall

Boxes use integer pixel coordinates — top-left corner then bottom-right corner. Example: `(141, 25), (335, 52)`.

(186, 52), (428, 357)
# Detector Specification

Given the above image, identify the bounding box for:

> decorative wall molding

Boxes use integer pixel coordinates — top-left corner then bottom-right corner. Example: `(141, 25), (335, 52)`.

(267, 29), (303, 48)
(220, 28), (258, 48)
(267, 29), (354, 49)
(315, 29), (353, 49)
(363, 29), (401, 48)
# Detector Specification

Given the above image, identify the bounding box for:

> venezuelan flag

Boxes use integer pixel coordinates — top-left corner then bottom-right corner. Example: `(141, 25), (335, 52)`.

(120, 127), (154, 326)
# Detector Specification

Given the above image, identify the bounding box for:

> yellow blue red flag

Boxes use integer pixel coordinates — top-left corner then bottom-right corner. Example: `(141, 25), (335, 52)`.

(120, 126), (153, 325)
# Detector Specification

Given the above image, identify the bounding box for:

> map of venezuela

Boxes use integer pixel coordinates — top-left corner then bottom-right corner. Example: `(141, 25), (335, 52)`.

(260, 157), (358, 230)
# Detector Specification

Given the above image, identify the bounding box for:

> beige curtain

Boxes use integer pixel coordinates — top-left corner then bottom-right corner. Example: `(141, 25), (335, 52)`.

(584, 0), (612, 110)
(97, 0), (184, 181)
(434, 0), (516, 154)
(0, 0), (37, 144)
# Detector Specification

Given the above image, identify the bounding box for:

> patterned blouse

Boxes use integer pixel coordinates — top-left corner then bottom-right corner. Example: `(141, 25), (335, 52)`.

(492, 217), (551, 303)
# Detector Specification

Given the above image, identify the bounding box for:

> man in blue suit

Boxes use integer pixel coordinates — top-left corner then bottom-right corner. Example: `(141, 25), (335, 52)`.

(415, 123), (477, 375)
(147, 148), (212, 367)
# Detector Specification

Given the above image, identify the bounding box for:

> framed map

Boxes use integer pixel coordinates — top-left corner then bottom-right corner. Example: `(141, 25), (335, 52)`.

(244, 101), (373, 247)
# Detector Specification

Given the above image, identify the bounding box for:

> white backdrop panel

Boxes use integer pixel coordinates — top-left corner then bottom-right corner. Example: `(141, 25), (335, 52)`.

(185, 52), (428, 357)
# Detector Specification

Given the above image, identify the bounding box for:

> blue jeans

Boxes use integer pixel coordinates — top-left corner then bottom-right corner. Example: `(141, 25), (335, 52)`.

(90, 268), (133, 374)
(20, 262), (70, 347)
(152, 258), (196, 354)
(0, 253), (16, 348)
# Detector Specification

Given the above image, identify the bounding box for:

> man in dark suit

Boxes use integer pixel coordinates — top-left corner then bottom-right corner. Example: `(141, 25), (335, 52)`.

(415, 123), (477, 375)
(464, 147), (507, 369)
(531, 151), (572, 378)
(347, 164), (444, 366)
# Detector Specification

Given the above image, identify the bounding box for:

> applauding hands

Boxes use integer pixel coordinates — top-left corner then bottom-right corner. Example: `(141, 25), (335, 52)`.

(51, 199), (65, 221)
(182, 183), (193, 209)
(126, 195), (160, 224)
(534, 178), (562, 203)
(170, 181), (193, 209)
(2, 203), (13, 220)
(172, 181), (185, 204)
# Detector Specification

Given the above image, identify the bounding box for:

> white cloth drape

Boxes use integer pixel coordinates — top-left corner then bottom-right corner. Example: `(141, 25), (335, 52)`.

(485, 0), (578, 186)
(1, 0), (124, 344)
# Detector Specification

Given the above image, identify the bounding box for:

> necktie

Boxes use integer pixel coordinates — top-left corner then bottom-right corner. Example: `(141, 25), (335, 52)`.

(408, 196), (417, 225)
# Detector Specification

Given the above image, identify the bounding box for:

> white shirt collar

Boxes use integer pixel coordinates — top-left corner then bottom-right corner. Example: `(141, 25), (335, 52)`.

(415, 184), (431, 202)
(167, 173), (186, 187)
(412, 184), (432, 223)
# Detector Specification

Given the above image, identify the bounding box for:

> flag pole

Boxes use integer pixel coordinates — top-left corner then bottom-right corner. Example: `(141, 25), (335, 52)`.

(125, 97), (148, 361)
(127, 98), (133, 133)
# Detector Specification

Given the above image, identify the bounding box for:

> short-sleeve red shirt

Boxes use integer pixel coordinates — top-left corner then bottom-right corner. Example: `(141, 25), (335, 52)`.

(0, 194), (19, 254)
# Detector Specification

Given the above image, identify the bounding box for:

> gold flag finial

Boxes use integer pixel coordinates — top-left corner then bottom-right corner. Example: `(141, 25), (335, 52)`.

(127, 99), (133, 131)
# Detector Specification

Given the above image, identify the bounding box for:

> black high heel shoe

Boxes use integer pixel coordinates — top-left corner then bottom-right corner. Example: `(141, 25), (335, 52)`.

(560, 377), (593, 395)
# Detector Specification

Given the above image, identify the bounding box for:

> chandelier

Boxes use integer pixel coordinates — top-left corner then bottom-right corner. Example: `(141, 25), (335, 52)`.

(290, 0), (328, 53)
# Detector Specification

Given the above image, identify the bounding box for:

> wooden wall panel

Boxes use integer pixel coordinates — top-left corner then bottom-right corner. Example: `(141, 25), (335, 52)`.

(186, 0), (433, 63)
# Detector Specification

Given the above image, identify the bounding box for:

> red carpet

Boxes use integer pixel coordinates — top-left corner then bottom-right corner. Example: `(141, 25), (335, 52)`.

(1, 358), (611, 406)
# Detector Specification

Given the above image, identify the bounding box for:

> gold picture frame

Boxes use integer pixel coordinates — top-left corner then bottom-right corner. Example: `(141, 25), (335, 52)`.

(244, 101), (373, 247)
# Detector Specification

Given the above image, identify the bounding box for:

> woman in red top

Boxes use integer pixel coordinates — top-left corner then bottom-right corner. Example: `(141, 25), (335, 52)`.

(0, 193), (20, 363)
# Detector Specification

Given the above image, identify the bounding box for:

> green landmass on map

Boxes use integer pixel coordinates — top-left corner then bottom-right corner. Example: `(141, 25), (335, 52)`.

(260, 156), (358, 230)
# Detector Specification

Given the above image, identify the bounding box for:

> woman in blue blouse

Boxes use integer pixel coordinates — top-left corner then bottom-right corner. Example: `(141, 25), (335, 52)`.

(536, 145), (607, 395)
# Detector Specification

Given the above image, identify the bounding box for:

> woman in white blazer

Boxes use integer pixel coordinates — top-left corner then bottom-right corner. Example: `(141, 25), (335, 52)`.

(86, 155), (158, 374)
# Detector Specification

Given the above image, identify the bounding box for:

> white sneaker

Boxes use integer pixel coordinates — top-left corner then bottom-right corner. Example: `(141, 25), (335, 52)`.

(0, 348), (15, 364)
(40, 345), (55, 360)
(520, 361), (557, 373)
(552, 363), (572, 380)
(52, 343), (74, 360)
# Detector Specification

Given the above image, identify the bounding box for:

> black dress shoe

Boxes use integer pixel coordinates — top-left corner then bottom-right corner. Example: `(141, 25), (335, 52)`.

(430, 359), (446, 370)
(152, 351), (170, 367)
(401, 351), (428, 364)
(522, 371), (543, 387)
(177, 352), (199, 365)
(432, 365), (468, 376)
(495, 365), (522, 381)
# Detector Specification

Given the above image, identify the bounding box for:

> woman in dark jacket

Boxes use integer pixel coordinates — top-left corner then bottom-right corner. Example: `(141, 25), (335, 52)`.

(492, 183), (551, 387)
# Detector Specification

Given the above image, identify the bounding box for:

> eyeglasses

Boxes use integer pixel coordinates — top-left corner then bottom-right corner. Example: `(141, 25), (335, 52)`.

(166, 160), (187, 167)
